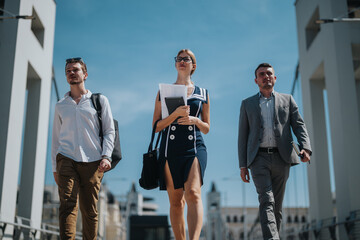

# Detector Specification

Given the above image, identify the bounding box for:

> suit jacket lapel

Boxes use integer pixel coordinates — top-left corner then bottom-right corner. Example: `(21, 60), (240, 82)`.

(273, 91), (280, 137)
(250, 93), (262, 124)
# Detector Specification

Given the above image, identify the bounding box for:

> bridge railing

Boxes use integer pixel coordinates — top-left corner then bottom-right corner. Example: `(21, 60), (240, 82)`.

(0, 215), (83, 240)
(284, 209), (360, 240)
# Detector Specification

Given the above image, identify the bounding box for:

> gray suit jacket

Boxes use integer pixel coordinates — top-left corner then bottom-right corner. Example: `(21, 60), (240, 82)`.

(238, 91), (312, 168)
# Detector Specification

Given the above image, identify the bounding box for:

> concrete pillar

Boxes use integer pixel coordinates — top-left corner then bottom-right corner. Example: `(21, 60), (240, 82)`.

(357, 78), (360, 127)
(0, 1), (26, 238)
(15, 1), (55, 235)
(0, 0), (55, 239)
(353, 44), (360, 129)
(17, 64), (45, 231)
(306, 78), (333, 221)
(296, 1), (360, 238)
(322, 5), (360, 236)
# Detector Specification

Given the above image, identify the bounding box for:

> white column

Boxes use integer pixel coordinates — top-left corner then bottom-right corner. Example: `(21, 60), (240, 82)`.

(0, 1), (27, 238)
(16, 0), (55, 236)
(296, 1), (360, 238)
(0, 0), (55, 239)
(17, 70), (44, 231)
(305, 79), (333, 221)
(322, 13), (360, 238)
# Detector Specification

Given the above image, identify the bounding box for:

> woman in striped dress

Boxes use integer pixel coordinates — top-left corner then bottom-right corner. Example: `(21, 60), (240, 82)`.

(152, 49), (210, 240)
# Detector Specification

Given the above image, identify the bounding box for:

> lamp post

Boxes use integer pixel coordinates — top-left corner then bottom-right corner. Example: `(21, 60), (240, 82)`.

(0, 15), (34, 20)
(316, 18), (360, 24)
(0, 7), (34, 20)
(222, 177), (247, 240)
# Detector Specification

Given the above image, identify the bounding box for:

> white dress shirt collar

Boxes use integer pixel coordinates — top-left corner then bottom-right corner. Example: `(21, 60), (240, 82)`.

(258, 90), (275, 98)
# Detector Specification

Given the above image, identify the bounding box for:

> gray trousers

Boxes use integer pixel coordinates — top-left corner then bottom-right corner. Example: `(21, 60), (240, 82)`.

(249, 152), (291, 240)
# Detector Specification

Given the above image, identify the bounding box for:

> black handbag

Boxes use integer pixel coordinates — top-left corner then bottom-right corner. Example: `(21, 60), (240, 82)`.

(139, 120), (161, 190)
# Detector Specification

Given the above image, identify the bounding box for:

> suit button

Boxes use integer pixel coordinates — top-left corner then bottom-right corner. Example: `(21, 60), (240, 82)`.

(188, 135), (194, 140)
(170, 135), (175, 140)
(171, 126), (176, 131)
(188, 126), (193, 131)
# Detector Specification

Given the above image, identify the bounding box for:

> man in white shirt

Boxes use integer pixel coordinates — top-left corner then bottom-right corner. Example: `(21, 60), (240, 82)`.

(52, 57), (115, 240)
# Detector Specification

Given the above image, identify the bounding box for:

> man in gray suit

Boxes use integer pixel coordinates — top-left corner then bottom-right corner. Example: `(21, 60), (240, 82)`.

(238, 63), (312, 239)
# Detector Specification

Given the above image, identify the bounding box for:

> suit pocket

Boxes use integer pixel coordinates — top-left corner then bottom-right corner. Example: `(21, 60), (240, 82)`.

(278, 106), (289, 124)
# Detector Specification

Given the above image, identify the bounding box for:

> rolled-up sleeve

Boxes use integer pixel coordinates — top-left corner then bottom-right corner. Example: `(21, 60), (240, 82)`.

(100, 95), (115, 157)
(51, 105), (61, 172)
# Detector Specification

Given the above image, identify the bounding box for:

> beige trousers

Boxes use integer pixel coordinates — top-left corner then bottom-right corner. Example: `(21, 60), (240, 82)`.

(56, 153), (103, 240)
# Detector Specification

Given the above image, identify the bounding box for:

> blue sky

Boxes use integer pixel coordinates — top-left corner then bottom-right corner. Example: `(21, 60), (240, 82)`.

(46, 0), (311, 216)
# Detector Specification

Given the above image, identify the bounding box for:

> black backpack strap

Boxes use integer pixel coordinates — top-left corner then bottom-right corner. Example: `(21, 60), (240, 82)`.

(90, 93), (103, 139)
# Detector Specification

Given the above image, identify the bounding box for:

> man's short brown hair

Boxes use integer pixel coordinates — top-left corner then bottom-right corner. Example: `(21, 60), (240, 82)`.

(255, 63), (273, 77)
(65, 57), (87, 73)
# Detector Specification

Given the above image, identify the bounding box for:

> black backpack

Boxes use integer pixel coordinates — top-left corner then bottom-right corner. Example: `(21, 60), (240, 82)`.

(91, 93), (122, 171)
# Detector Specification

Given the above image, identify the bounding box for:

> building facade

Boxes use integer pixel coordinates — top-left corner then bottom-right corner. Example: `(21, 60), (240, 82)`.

(0, 0), (56, 238)
(42, 182), (164, 240)
(206, 182), (309, 240)
(295, 0), (360, 239)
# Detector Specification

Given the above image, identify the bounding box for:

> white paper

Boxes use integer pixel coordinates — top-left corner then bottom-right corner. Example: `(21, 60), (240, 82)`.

(159, 83), (187, 119)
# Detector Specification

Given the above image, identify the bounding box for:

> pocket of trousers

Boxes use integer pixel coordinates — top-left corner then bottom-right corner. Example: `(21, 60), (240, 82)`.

(56, 154), (76, 177)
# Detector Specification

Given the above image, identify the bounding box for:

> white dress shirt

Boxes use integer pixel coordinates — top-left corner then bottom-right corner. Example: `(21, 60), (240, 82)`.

(51, 90), (115, 172)
(259, 91), (277, 148)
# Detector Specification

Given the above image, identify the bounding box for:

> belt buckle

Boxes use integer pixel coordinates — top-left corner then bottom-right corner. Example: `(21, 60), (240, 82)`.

(267, 148), (273, 154)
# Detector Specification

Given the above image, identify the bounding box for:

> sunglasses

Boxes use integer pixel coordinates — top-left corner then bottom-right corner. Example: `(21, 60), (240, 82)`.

(66, 57), (84, 63)
(174, 56), (192, 63)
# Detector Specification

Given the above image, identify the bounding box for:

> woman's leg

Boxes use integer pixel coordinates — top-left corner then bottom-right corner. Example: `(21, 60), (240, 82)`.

(165, 161), (186, 240)
(184, 158), (203, 240)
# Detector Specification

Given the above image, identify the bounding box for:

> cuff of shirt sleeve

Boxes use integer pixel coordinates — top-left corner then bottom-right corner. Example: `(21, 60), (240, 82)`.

(102, 155), (112, 162)
(304, 148), (312, 156)
(102, 149), (113, 158)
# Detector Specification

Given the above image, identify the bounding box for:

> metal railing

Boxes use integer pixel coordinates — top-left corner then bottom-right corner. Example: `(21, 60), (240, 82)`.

(0, 216), (82, 240)
(285, 209), (360, 240)
(244, 209), (360, 239)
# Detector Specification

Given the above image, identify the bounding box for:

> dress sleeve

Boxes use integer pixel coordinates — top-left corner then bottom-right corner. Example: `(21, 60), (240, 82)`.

(204, 88), (209, 104)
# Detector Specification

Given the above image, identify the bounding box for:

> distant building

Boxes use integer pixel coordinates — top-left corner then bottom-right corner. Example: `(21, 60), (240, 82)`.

(104, 189), (124, 240)
(42, 182), (167, 240)
(121, 182), (158, 219)
(122, 183), (170, 240)
(128, 215), (170, 240)
(206, 182), (308, 240)
(42, 185), (86, 239)
(206, 182), (224, 239)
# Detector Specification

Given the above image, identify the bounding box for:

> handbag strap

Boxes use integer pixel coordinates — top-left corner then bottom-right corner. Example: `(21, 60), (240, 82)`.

(148, 120), (161, 152)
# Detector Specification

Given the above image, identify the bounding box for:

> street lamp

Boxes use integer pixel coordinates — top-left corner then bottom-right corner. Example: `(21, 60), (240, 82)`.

(316, 18), (360, 24)
(222, 176), (247, 240)
(0, 7), (34, 20)
(0, 15), (35, 20)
